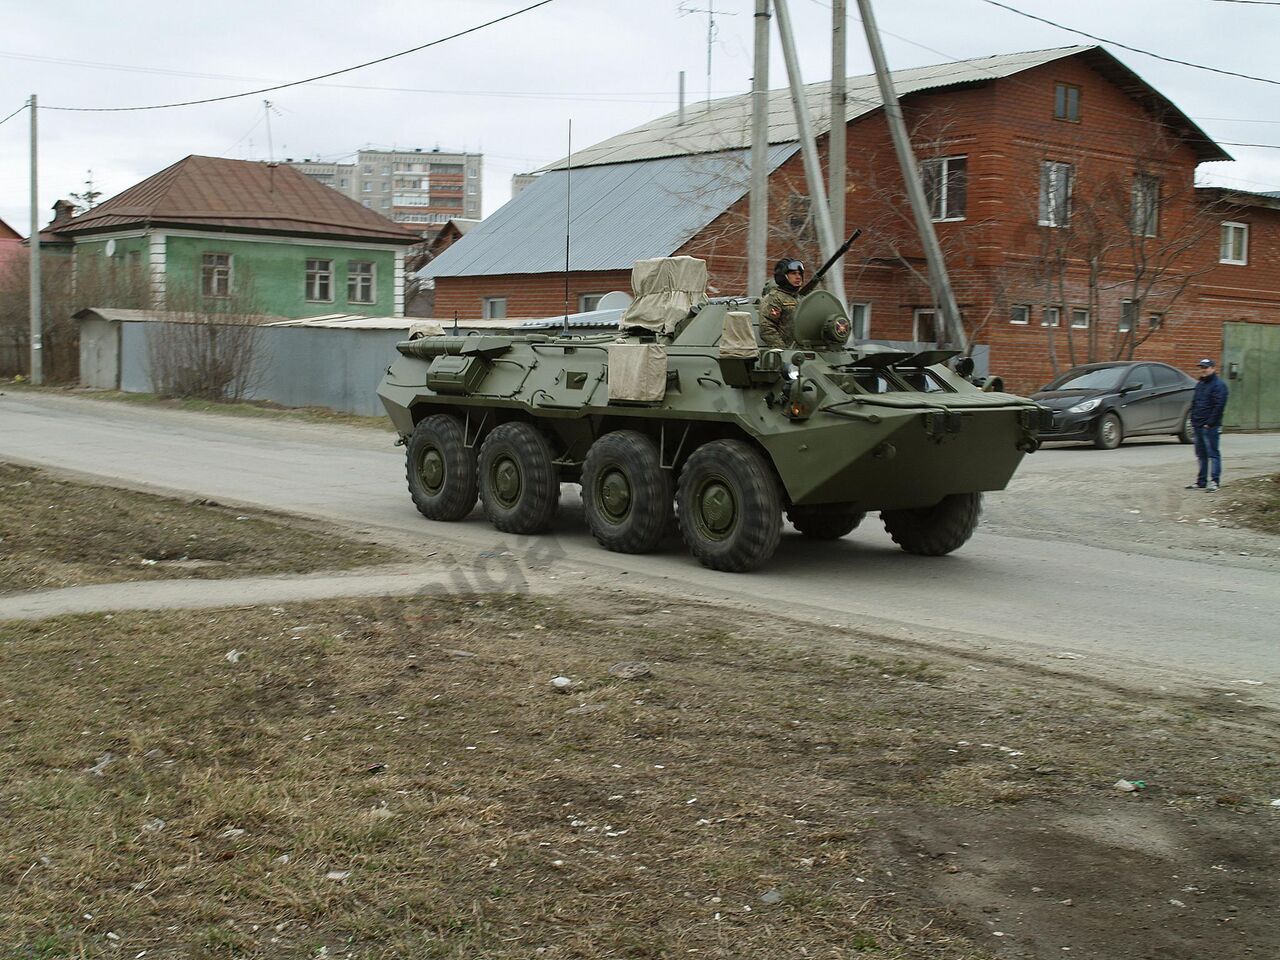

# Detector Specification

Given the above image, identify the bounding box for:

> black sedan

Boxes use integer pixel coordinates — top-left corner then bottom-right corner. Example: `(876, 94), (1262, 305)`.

(1031, 361), (1196, 449)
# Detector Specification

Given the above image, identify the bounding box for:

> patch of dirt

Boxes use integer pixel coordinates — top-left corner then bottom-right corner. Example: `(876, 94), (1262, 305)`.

(1209, 472), (1280, 536)
(1, 592), (1276, 958)
(0, 462), (398, 595)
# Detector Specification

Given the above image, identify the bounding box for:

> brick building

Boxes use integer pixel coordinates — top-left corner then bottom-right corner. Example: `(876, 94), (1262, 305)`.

(425, 45), (1279, 416)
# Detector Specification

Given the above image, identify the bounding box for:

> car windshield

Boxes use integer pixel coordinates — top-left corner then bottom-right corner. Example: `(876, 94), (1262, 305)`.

(1046, 367), (1124, 391)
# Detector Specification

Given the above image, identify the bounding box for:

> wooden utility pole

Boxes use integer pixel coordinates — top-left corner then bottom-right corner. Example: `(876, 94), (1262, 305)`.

(28, 94), (42, 385)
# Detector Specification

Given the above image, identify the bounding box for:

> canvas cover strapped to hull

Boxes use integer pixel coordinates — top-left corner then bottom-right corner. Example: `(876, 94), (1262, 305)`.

(607, 342), (668, 403)
(618, 256), (708, 335)
(719, 311), (759, 359)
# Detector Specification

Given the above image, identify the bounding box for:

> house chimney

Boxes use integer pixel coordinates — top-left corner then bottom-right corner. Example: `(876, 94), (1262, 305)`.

(51, 199), (77, 223)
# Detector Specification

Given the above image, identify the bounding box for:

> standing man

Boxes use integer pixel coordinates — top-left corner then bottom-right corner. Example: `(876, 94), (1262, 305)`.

(1186, 358), (1229, 492)
(759, 258), (805, 349)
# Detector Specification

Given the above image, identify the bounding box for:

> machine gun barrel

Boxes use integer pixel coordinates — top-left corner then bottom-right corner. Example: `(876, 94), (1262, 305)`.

(798, 228), (862, 297)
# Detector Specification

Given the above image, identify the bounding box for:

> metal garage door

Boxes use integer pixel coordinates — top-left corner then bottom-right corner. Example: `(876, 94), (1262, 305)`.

(1222, 321), (1280, 430)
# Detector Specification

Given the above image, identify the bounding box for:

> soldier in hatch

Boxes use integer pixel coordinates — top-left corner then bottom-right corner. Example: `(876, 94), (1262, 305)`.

(759, 258), (805, 349)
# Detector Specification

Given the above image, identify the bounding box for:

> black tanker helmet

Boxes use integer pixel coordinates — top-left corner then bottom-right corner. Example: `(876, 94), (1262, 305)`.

(773, 258), (805, 291)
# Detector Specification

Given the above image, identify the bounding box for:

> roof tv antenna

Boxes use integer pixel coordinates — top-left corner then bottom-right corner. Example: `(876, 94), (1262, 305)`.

(562, 118), (573, 338)
(679, 1), (736, 109)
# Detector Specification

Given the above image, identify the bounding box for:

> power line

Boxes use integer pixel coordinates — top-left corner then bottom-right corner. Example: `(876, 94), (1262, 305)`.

(979, 0), (1280, 87)
(1209, 0), (1280, 5)
(40, 0), (557, 113)
(0, 101), (28, 127)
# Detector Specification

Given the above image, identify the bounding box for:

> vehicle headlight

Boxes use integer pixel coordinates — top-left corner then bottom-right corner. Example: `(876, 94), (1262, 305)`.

(1067, 398), (1102, 414)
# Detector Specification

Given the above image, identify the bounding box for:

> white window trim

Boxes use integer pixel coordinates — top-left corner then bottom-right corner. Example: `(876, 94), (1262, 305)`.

(912, 308), (940, 344)
(305, 258), (334, 303)
(921, 155), (967, 222)
(1041, 306), (1061, 328)
(1220, 221), (1249, 265)
(201, 251), (233, 299)
(1039, 161), (1073, 228)
(1119, 299), (1135, 333)
(1009, 304), (1030, 325)
(1132, 174), (1160, 238)
(1070, 307), (1090, 329)
(347, 260), (377, 305)
(849, 302), (871, 340)
(483, 296), (508, 320)
(577, 293), (606, 312)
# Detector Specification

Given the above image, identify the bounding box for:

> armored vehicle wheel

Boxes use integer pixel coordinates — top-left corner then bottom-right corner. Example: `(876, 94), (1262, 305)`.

(786, 503), (866, 540)
(881, 492), (982, 556)
(478, 422), (560, 534)
(406, 414), (477, 521)
(676, 440), (782, 572)
(581, 431), (672, 554)
(1094, 412), (1123, 450)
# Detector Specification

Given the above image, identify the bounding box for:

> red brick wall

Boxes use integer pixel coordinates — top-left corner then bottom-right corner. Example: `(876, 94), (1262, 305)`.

(433, 52), (1280, 391)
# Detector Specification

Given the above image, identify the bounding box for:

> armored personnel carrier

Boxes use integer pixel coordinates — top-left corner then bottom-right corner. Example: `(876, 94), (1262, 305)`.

(378, 257), (1050, 572)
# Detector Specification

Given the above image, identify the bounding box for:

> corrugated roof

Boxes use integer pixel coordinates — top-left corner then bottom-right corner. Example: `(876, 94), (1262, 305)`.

(57, 156), (418, 245)
(541, 45), (1227, 169)
(423, 143), (797, 278)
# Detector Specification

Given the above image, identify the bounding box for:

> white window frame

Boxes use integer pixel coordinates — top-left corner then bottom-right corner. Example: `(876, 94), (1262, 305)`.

(1220, 221), (1248, 265)
(1054, 82), (1080, 122)
(347, 260), (376, 304)
(1041, 306), (1061, 328)
(912, 308), (941, 345)
(921, 155), (967, 222)
(1132, 174), (1160, 237)
(1039, 161), (1073, 227)
(305, 258), (334, 302)
(578, 293), (606, 312)
(1070, 307), (1090, 329)
(483, 297), (508, 320)
(201, 252), (232, 298)
(848, 302), (870, 340)
(1120, 299), (1136, 333)
(1009, 304), (1030, 325)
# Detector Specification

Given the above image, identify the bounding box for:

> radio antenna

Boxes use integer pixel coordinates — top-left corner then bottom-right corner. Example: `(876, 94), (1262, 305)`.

(562, 119), (572, 337)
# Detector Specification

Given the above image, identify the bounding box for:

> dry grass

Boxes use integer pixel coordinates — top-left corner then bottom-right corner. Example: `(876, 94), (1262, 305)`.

(2, 592), (1276, 959)
(1214, 472), (1280, 534)
(0, 463), (397, 595)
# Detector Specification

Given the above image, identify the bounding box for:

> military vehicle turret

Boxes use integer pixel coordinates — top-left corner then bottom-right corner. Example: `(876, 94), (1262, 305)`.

(377, 257), (1050, 572)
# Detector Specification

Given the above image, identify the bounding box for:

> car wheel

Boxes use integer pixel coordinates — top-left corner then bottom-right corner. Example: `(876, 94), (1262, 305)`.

(1094, 412), (1123, 450)
(1177, 410), (1193, 444)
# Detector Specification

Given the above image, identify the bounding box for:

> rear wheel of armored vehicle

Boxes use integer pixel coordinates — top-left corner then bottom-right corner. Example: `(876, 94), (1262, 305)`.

(478, 422), (561, 535)
(582, 431), (672, 554)
(786, 503), (866, 540)
(881, 492), (982, 556)
(676, 440), (782, 572)
(406, 414), (477, 521)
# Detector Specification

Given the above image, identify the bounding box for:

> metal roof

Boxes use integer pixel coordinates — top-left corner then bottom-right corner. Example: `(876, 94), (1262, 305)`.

(57, 156), (419, 245)
(541, 45), (1227, 169)
(423, 143), (797, 279)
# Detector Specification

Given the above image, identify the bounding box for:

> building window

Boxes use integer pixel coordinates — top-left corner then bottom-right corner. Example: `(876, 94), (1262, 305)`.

(578, 293), (605, 312)
(362, 200), (372, 208)
(1070, 307), (1090, 329)
(483, 297), (508, 320)
(468, 167), (478, 178)
(1041, 306), (1061, 327)
(913, 308), (941, 346)
(348, 261), (375, 304)
(467, 184), (477, 195)
(381, 165), (392, 176)
(848, 303), (870, 340)
(1132, 174), (1160, 237)
(1054, 83), (1080, 122)
(1009, 304), (1030, 325)
(201, 253), (231, 298)
(362, 183), (372, 193)
(1120, 300), (1136, 333)
(306, 258), (333, 302)
(921, 156), (967, 221)
(1220, 222), (1248, 264)
(362, 164), (373, 174)
(1039, 161), (1072, 227)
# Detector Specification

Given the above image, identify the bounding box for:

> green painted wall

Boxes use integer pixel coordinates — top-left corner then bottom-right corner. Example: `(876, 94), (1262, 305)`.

(73, 236), (152, 308)
(163, 234), (399, 319)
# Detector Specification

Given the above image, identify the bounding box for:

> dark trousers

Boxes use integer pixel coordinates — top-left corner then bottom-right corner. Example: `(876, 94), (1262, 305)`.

(1193, 425), (1222, 485)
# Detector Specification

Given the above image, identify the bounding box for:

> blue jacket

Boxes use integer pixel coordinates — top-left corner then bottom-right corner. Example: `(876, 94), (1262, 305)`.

(1190, 373), (1228, 428)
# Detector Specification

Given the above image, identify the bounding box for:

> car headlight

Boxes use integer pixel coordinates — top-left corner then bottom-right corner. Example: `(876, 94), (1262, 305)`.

(1067, 397), (1102, 414)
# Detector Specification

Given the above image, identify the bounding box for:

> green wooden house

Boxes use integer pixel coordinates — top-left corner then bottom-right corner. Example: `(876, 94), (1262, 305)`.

(53, 155), (418, 317)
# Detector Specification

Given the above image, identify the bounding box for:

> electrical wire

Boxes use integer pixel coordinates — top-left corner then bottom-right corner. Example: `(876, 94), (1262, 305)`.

(0, 101), (28, 127)
(39, 0), (557, 113)
(979, 0), (1280, 86)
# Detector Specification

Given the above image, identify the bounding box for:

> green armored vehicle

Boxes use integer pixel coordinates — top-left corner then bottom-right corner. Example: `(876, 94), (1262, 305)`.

(378, 257), (1049, 572)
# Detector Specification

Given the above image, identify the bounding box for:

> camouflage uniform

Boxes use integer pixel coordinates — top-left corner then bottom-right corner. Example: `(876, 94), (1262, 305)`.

(758, 281), (799, 349)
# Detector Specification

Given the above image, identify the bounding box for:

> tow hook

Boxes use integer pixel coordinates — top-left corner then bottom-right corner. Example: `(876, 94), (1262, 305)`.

(394, 435), (408, 447)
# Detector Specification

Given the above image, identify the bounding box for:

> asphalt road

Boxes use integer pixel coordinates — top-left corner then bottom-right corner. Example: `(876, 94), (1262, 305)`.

(3, 390), (1278, 701)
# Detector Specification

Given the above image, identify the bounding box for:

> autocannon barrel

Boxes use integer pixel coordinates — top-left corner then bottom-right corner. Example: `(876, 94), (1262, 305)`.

(395, 335), (519, 360)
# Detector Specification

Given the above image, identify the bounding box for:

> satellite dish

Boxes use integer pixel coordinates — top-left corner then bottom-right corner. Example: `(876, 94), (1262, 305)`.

(104, 239), (116, 257)
(597, 291), (632, 311)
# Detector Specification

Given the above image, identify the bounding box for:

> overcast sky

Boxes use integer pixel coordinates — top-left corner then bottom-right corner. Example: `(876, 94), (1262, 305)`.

(3, 0), (1278, 233)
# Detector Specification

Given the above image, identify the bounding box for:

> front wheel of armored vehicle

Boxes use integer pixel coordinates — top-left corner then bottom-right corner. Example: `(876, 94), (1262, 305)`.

(478, 422), (561, 535)
(881, 492), (982, 557)
(406, 414), (478, 521)
(676, 440), (782, 572)
(582, 431), (672, 554)
(786, 503), (866, 540)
